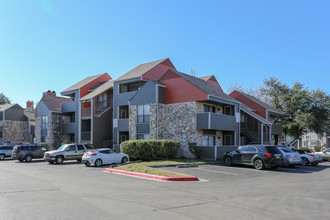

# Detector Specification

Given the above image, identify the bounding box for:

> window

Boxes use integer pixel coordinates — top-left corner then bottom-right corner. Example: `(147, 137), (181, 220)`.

(224, 106), (231, 115)
(119, 105), (129, 119)
(29, 146), (39, 151)
(204, 104), (215, 113)
(100, 150), (111, 154)
(137, 134), (150, 140)
(41, 136), (47, 143)
(246, 147), (257, 152)
(67, 145), (76, 151)
(42, 116), (48, 129)
(85, 144), (95, 150)
(202, 136), (215, 146)
(77, 145), (85, 151)
(97, 93), (108, 108)
(137, 104), (150, 123)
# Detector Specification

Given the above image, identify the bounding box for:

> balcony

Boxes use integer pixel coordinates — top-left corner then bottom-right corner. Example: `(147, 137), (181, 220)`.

(117, 119), (129, 132)
(62, 123), (76, 134)
(197, 112), (237, 131)
(271, 123), (283, 135)
(61, 101), (78, 113)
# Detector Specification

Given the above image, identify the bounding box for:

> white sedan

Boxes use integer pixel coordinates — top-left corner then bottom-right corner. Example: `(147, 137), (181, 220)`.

(82, 149), (129, 167)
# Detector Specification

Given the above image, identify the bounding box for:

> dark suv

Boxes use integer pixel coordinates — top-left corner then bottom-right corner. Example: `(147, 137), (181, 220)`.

(0, 145), (13, 160)
(12, 145), (48, 162)
(224, 145), (284, 170)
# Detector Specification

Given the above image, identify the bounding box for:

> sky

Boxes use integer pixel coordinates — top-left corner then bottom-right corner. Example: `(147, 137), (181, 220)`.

(0, 0), (329, 108)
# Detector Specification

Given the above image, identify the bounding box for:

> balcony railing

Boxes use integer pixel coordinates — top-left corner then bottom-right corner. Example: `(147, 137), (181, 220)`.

(61, 101), (78, 113)
(0, 126), (3, 132)
(62, 123), (76, 134)
(197, 112), (237, 131)
(117, 119), (129, 132)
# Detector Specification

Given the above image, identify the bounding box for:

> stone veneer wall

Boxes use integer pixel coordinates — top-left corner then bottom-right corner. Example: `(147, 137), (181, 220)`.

(129, 101), (226, 158)
(35, 115), (71, 149)
(3, 120), (29, 143)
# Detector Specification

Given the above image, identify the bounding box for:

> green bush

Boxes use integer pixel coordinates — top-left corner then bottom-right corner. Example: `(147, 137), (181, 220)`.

(299, 147), (310, 151)
(120, 140), (180, 161)
(188, 143), (203, 159)
(313, 146), (322, 152)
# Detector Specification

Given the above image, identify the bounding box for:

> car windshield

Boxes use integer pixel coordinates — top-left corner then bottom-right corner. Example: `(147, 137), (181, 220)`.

(57, 145), (69, 150)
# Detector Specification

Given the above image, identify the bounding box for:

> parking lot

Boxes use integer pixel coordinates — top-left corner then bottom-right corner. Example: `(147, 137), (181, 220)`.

(1, 159), (330, 220)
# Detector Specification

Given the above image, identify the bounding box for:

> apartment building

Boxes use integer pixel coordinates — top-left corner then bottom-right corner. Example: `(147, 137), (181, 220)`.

(113, 58), (241, 157)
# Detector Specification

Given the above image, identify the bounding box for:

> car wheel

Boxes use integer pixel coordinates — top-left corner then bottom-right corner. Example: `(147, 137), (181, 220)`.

(84, 163), (90, 167)
(224, 156), (233, 166)
(121, 157), (128, 163)
(301, 157), (309, 166)
(312, 162), (319, 166)
(77, 159), (82, 162)
(271, 166), (278, 169)
(48, 161), (55, 164)
(25, 155), (32, 162)
(55, 156), (64, 164)
(253, 159), (265, 170)
(0, 154), (5, 160)
(95, 159), (103, 167)
(18, 159), (24, 162)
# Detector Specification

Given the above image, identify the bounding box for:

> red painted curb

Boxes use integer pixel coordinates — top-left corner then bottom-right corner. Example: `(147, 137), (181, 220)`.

(105, 168), (199, 181)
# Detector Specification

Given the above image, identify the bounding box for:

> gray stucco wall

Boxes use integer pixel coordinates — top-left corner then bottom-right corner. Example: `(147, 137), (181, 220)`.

(4, 105), (27, 121)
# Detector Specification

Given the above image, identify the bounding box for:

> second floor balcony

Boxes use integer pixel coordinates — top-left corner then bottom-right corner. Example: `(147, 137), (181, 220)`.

(82, 107), (91, 118)
(61, 101), (78, 113)
(197, 112), (237, 131)
(62, 122), (76, 134)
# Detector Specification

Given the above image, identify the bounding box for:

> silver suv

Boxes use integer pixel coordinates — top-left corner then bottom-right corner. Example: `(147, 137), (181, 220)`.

(0, 145), (13, 160)
(44, 144), (95, 164)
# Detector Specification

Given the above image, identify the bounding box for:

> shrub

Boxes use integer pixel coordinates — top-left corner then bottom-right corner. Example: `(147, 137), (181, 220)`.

(120, 140), (180, 161)
(299, 147), (310, 151)
(188, 143), (203, 159)
(313, 146), (322, 152)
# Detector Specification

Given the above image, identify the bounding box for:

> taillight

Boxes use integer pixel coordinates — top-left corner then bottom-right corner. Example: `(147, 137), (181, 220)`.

(91, 153), (97, 156)
(83, 153), (86, 156)
(265, 153), (271, 158)
(18, 150), (21, 155)
(308, 154), (314, 157)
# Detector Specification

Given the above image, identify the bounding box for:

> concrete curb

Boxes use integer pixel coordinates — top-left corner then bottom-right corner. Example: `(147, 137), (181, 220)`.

(148, 162), (223, 168)
(104, 168), (199, 181)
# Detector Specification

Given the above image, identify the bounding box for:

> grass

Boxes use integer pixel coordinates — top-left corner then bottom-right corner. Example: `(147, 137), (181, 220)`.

(114, 164), (191, 177)
(138, 158), (222, 166)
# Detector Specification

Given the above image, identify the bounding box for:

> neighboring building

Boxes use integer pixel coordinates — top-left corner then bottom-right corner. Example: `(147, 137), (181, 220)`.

(61, 73), (112, 147)
(230, 90), (283, 145)
(0, 104), (29, 145)
(297, 130), (330, 149)
(113, 58), (241, 158)
(35, 91), (71, 149)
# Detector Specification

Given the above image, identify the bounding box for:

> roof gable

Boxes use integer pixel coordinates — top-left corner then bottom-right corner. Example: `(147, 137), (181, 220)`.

(80, 80), (114, 101)
(115, 58), (175, 82)
(0, 104), (18, 111)
(61, 73), (110, 94)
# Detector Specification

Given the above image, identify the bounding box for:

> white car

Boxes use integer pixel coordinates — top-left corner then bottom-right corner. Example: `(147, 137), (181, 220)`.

(294, 149), (322, 166)
(315, 148), (330, 161)
(82, 148), (129, 167)
(278, 147), (301, 167)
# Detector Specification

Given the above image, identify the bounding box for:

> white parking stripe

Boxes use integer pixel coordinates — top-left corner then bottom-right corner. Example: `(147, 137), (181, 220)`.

(193, 167), (239, 176)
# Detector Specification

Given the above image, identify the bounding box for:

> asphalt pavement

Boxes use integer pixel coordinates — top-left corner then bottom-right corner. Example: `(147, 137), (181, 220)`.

(1, 159), (330, 220)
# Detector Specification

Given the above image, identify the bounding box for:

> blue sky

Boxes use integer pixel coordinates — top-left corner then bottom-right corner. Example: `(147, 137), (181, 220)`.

(0, 0), (329, 107)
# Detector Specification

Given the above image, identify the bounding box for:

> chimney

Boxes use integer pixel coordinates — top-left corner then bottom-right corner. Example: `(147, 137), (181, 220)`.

(26, 101), (34, 111)
(43, 90), (56, 97)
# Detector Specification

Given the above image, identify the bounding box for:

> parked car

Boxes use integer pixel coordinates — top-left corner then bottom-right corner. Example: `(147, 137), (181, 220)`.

(293, 149), (322, 166)
(0, 145), (13, 160)
(278, 147), (301, 167)
(224, 145), (284, 170)
(44, 144), (95, 164)
(315, 148), (330, 161)
(12, 145), (48, 162)
(82, 148), (129, 167)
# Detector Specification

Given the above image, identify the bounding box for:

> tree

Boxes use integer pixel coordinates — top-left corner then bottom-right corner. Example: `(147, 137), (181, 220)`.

(0, 93), (11, 104)
(261, 78), (330, 140)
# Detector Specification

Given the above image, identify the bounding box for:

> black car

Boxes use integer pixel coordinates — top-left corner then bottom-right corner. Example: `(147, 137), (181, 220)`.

(224, 145), (284, 170)
(12, 145), (48, 162)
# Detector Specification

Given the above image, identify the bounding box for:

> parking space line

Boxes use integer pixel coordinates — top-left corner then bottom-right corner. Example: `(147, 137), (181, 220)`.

(193, 167), (239, 176)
